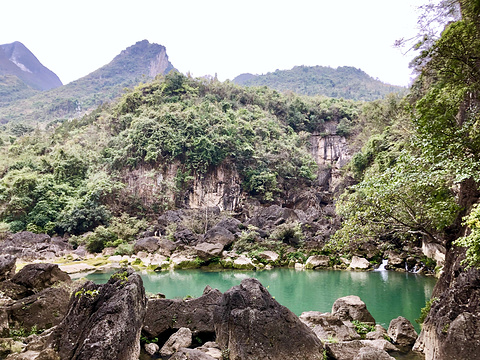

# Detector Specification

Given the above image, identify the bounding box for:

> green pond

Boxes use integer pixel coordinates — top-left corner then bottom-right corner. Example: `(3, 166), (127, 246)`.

(86, 268), (436, 332)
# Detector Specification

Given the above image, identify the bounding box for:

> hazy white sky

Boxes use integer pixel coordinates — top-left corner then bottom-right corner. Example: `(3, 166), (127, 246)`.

(1, 0), (425, 86)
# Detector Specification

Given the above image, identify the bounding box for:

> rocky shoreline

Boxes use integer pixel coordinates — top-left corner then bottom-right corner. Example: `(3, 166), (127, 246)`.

(0, 256), (422, 360)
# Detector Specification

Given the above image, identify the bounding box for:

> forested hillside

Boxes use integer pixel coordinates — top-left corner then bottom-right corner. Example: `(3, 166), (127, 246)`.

(0, 73), (358, 243)
(0, 40), (175, 125)
(333, 1), (480, 358)
(233, 65), (405, 101)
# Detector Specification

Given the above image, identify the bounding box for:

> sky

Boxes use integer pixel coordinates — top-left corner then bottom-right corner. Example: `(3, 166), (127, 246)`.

(0, 0), (425, 87)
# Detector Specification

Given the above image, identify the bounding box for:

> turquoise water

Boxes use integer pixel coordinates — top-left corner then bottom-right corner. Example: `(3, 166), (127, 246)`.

(86, 268), (436, 332)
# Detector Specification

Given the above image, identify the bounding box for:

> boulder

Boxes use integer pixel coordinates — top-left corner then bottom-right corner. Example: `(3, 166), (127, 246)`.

(194, 243), (224, 261)
(326, 340), (394, 360)
(385, 250), (405, 269)
(174, 229), (199, 245)
(214, 278), (324, 360)
(11, 263), (71, 294)
(48, 269), (146, 360)
(332, 295), (375, 324)
(353, 345), (396, 360)
(160, 327), (192, 357)
(196, 341), (222, 359)
(157, 238), (178, 256)
(143, 285), (222, 338)
(133, 237), (160, 253)
(258, 250), (279, 263)
(413, 247), (480, 360)
(365, 324), (388, 340)
(204, 226), (235, 247)
(247, 205), (299, 229)
(360, 339), (399, 353)
(305, 255), (330, 269)
(0, 255), (16, 281)
(6, 287), (70, 331)
(232, 255), (255, 270)
(387, 316), (417, 347)
(349, 256), (371, 270)
(144, 342), (159, 356)
(214, 217), (241, 234)
(299, 311), (360, 341)
(169, 348), (217, 360)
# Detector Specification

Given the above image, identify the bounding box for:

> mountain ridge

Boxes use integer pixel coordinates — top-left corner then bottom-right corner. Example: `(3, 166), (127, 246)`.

(233, 65), (405, 101)
(0, 41), (62, 91)
(0, 40), (176, 124)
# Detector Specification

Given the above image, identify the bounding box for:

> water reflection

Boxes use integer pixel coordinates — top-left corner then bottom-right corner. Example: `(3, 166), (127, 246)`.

(86, 268), (436, 332)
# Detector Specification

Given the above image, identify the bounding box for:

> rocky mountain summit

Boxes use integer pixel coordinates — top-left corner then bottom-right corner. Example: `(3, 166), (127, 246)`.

(0, 40), (176, 123)
(0, 41), (62, 91)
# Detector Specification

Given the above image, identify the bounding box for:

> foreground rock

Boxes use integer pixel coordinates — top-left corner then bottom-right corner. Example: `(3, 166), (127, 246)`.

(332, 295), (375, 324)
(299, 311), (360, 341)
(325, 340), (395, 360)
(387, 316), (417, 347)
(0, 263), (71, 300)
(414, 247), (480, 360)
(160, 327), (192, 357)
(47, 269), (146, 360)
(6, 287), (70, 331)
(214, 278), (324, 360)
(143, 285), (222, 341)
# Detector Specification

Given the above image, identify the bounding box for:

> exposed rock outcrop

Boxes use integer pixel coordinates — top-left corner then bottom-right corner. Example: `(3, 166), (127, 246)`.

(47, 269), (146, 360)
(0, 232), (72, 261)
(414, 247), (480, 360)
(213, 278), (324, 360)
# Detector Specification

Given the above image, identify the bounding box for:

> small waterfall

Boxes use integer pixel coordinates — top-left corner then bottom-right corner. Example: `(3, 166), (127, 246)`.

(375, 259), (388, 272)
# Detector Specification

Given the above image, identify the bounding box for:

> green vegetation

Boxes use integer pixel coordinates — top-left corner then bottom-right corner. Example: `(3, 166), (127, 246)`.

(351, 320), (376, 338)
(416, 297), (439, 326)
(233, 66), (406, 101)
(0, 72), (359, 243)
(329, 1), (480, 267)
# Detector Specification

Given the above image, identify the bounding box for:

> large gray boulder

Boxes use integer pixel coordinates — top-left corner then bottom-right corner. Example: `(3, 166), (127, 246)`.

(194, 243), (224, 261)
(0, 263), (71, 300)
(143, 285), (222, 339)
(11, 263), (71, 294)
(325, 340), (395, 360)
(299, 311), (361, 341)
(387, 316), (417, 347)
(47, 269), (146, 360)
(133, 237), (160, 253)
(6, 287), (70, 331)
(203, 226), (234, 247)
(332, 295), (375, 324)
(0, 255), (16, 281)
(214, 278), (324, 360)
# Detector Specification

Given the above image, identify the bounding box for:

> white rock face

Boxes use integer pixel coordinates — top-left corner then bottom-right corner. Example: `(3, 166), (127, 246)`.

(349, 256), (371, 270)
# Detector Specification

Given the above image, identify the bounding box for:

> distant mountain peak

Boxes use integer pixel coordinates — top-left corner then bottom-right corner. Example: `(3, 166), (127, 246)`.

(0, 41), (62, 90)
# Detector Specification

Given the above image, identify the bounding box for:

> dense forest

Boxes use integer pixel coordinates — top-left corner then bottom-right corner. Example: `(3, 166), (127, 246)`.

(233, 65), (406, 101)
(0, 73), (359, 253)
